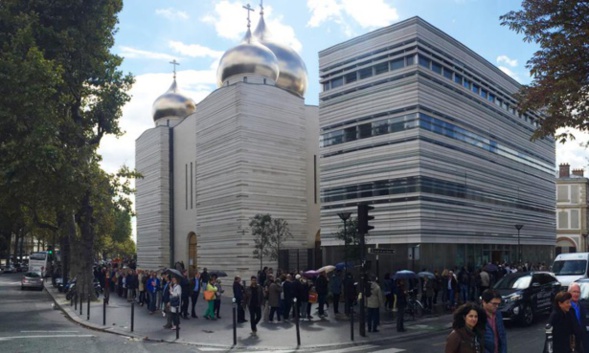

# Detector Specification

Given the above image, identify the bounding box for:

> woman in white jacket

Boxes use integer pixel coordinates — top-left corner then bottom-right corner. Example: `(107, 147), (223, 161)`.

(169, 276), (182, 330)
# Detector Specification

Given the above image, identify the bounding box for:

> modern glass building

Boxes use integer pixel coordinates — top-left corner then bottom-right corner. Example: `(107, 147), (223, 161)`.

(318, 17), (555, 270)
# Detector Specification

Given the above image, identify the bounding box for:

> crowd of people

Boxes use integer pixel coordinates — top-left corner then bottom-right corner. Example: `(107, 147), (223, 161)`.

(91, 260), (571, 351)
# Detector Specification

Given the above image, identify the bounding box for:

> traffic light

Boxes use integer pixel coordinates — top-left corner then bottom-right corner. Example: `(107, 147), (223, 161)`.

(357, 203), (374, 234)
(47, 246), (53, 255)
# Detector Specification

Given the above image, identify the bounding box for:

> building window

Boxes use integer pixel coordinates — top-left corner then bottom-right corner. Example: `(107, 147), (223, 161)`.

(344, 126), (356, 142)
(323, 82), (330, 92)
(443, 68), (453, 80)
(472, 83), (480, 94)
(344, 72), (357, 83)
(558, 211), (569, 229)
(571, 209), (580, 229)
(374, 62), (389, 75)
(454, 73), (463, 85)
(481, 89), (488, 99)
(359, 67), (373, 79)
(431, 61), (442, 74)
(390, 57), (404, 70)
(463, 78), (471, 90)
(372, 120), (389, 136)
(331, 77), (344, 89)
(557, 185), (569, 202)
(418, 55), (430, 69)
(406, 54), (415, 66)
(359, 123), (372, 138)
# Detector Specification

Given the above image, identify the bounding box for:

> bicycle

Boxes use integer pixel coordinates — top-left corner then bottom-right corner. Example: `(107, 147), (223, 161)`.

(405, 289), (424, 320)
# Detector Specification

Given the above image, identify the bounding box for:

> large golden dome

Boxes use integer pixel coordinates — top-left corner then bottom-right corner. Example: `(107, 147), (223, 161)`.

(216, 28), (279, 87)
(253, 14), (308, 97)
(152, 79), (196, 122)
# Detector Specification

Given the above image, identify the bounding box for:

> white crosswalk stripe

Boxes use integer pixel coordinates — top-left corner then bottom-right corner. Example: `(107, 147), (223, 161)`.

(312, 345), (382, 353)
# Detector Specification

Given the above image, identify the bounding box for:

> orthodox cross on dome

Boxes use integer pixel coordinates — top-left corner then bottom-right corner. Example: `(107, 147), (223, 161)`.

(243, 3), (254, 29)
(169, 59), (180, 80)
(259, 0), (264, 15)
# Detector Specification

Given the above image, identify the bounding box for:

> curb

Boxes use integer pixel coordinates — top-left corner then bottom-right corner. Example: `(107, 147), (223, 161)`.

(45, 282), (452, 350)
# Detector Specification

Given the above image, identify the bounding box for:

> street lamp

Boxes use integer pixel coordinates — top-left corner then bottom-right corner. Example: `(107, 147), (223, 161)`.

(337, 212), (352, 268)
(515, 224), (524, 264)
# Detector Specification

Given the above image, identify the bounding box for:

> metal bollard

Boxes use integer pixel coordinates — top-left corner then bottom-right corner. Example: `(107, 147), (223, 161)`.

(74, 293), (77, 310)
(176, 319), (179, 340)
(294, 298), (301, 346)
(544, 324), (553, 353)
(87, 296), (90, 321)
(350, 303), (354, 341)
(232, 298), (237, 345)
(131, 301), (135, 332)
(79, 294), (83, 316)
(103, 298), (106, 326)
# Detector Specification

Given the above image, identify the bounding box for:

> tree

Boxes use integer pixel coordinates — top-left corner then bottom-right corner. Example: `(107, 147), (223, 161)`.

(0, 0), (134, 299)
(250, 214), (273, 270)
(334, 218), (362, 260)
(500, 1), (589, 142)
(268, 218), (293, 262)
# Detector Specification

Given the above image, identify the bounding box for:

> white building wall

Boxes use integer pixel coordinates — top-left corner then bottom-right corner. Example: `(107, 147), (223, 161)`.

(172, 114), (198, 267)
(136, 127), (171, 269)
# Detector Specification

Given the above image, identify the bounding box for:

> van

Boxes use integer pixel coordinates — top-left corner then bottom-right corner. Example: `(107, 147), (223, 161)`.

(552, 252), (589, 289)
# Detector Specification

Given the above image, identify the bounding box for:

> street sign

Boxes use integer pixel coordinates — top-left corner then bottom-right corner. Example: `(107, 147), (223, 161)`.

(369, 248), (396, 255)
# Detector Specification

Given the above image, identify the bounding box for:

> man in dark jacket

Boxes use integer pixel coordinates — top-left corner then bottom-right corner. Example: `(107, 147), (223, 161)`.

(233, 276), (247, 323)
(245, 276), (264, 336)
(316, 271), (329, 318)
(481, 289), (507, 353)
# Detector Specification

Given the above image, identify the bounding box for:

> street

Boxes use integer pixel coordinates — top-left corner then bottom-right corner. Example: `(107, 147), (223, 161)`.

(0, 271), (547, 352)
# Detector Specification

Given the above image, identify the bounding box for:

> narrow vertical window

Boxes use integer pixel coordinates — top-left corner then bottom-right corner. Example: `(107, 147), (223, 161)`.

(314, 155), (317, 204)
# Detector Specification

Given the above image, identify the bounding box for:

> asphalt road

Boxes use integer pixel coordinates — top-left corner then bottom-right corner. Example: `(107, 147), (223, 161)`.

(0, 271), (547, 353)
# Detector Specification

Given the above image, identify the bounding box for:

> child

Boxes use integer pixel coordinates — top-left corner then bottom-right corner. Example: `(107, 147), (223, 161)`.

(308, 285), (318, 320)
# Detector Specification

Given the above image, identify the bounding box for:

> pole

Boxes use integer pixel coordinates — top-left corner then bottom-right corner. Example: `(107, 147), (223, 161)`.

(350, 301), (354, 341)
(79, 293), (83, 316)
(515, 224), (524, 264)
(294, 298), (301, 346)
(376, 243), (380, 280)
(232, 298), (237, 346)
(359, 233), (366, 337)
(544, 324), (553, 353)
(103, 298), (106, 326)
(87, 296), (90, 321)
(131, 301), (135, 332)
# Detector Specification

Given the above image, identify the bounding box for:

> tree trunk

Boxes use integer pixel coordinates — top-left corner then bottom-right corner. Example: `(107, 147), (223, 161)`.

(76, 191), (96, 300)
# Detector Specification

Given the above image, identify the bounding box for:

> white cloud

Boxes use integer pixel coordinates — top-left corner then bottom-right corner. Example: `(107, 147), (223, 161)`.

(98, 70), (216, 175)
(497, 55), (518, 67)
(119, 46), (178, 61)
(306, 0), (398, 32)
(498, 66), (520, 81)
(341, 0), (398, 28)
(555, 128), (589, 170)
(169, 41), (224, 59)
(155, 8), (189, 21)
(202, 0), (248, 41)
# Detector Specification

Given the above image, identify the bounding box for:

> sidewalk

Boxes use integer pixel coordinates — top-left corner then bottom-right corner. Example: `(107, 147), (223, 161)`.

(45, 283), (452, 351)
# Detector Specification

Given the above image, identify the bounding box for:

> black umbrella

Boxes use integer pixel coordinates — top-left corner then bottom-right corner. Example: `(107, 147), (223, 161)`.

(165, 268), (184, 278)
(484, 263), (498, 272)
(418, 271), (435, 279)
(209, 270), (228, 277)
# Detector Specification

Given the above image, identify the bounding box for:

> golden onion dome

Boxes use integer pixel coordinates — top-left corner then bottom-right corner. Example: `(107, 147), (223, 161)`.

(152, 79), (196, 122)
(253, 14), (308, 97)
(216, 28), (279, 87)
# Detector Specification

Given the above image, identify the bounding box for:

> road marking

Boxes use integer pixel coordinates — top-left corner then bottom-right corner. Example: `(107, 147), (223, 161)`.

(370, 349), (405, 353)
(200, 350), (297, 353)
(0, 334), (94, 341)
(313, 345), (380, 353)
(21, 330), (79, 333)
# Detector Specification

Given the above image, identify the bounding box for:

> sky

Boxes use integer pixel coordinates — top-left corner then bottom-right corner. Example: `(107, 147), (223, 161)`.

(99, 0), (589, 182)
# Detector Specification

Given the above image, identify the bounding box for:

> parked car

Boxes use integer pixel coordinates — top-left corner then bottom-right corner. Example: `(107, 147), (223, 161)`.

(494, 271), (560, 326)
(3, 264), (16, 273)
(21, 271), (44, 291)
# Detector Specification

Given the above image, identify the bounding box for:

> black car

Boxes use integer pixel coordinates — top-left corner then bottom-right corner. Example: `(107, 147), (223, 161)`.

(493, 271), (560, 326)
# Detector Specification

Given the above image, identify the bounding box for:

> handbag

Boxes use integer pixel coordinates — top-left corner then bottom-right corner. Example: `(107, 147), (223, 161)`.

(170, 295), (180, 307)
(203, 290), (215, 301)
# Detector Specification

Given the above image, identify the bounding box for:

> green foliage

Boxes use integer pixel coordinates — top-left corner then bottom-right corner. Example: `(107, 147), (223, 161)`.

(500, 1), (589, 142)
(250, 214), (273, 269)
(334, 218), (362, 259)
(249, 214), (293, 268)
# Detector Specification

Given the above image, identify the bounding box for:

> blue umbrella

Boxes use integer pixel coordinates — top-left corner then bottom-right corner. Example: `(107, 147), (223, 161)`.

(335, 261), (354, 270)
(393, 270), (417, 280)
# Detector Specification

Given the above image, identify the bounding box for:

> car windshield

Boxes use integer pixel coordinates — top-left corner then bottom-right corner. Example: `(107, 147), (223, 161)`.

(553, 260), (587, 276)
(25, 272), (40, 278)
(494, 275), (531, 289)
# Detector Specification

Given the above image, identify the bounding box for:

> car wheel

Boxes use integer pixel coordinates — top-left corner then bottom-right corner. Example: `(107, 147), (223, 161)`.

(520, 304), (534, 326)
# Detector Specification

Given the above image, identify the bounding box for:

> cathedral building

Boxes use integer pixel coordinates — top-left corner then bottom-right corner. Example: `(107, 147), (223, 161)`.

(135, 9), (320, 276)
